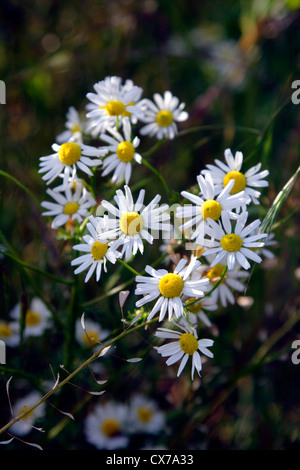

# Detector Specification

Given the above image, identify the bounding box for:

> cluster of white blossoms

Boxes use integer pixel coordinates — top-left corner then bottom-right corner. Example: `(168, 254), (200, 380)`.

(37, 75), (273, 382)
(0, 298), (53, 347)
(84, 395), (166, 450)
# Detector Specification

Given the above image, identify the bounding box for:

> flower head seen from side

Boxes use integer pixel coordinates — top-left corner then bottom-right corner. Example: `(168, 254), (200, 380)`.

(84, 401), (129, 450)
(100, 120), (142, 185)
(199, 258), (249, 307)
(183, 295), (219, 328)
(201, 148), (269, 205)
(139, 90), (189, 140)
(38, 141), (107, 187)
(41, 181), (96, 230)
(203, 212), (268, 270)
(135, 256), (209, 322)
(128, 394), (165, 435)
(260, 232), (278, 259)
(10, 298), (52, 338)
(85, 76), (144, 136)
(176, 172), (246, 245)
(75, 317), (110, 350)
(0, 320), (19, 347)
(71, 215), (120, 283)
(56, 106), (86, 144)
(100, 185), (170, 259)
(155, 319), (214, 380)
(8, 391), (46, 437)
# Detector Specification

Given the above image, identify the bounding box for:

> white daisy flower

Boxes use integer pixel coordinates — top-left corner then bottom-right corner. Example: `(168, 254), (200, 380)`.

(10, 298), (52, 338)
(201, 148), (269, 205)
(100, 119), (142, 184)
(99, 185), (171, 259)
(202, 211), (268, 270)
(41, 181), (96, 229)
(155, 319), (214, 380)
(139, 90), (189, 140)
(8, 391), (46, 436)
(0, 320), (19, 347)
(260, 232), (277, 259)
(128, 394), (165, 435)
(84, 401), (129, 450)
(176, 172), (246, 245)
(38, 141), (107, 187)
(183, 295), (218, 328)
(85, 76), (144, 136)
(135, 256), (209, 322)
(197, 259), (249, 307)
(71, 215), (120, 283)
(75, 318), (110, 349)
(56, 106), (86, 144)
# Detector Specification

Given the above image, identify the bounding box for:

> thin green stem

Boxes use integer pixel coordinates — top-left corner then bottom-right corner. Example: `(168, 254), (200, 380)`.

(0, 317), (158, 436)
(0, 170), (40, 206)
(142, 138), (165, 158)
(63, 274), (80, 369)
(177, 124), (262, 139)
(1, 250), (74, 286)
(141, 157), (171, 200)
(117, 258), (141, 277)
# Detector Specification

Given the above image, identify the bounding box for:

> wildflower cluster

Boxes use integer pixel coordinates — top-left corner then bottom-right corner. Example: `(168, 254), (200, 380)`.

(6, 388), (166, 450)
(35, 75), (272, 384)
(84, 395), (166, 450)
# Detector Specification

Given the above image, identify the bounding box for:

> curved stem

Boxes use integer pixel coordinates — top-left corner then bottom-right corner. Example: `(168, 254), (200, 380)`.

(117, 258), (141, 276)
(141, 157), (171, 200)
(0, 317), (158, 436)
(0, 170), (40, 206)
(142, 138), (165, 158)
(1, 250), (74, 286)
(177, 124), (262, 138)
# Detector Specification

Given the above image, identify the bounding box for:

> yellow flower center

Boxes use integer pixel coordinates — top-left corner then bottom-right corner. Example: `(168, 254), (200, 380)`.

(220, 233), (243, 252)
(119, 212), (144, 235)
(121, 101), (134, 117)
(159, 273), (184, 298)
(0, 322), (13, 338)
(179, 333), (198, 355)
(137, 407), (152, 423)
(223, 170), (247, 194)
(116, 141), (135, 162)
(200, 199), (222, 221)
(71, 124), (80, 133)
(102, 100), (126, 117)
(25, 310), (41, 327)
(156, 110), (174, 127)
(58, 142), (82, 166)
(101, 418), (120, 437)
(206, 264), (227, 284)
(186, 297), (202, 314)
(63, 202), (80, 216)
(91, 241), (108, 260)
(84, 330), (99, 347)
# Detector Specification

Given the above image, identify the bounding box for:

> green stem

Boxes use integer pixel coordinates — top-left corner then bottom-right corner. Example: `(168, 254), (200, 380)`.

(117, 258), (141, 277)
(0, 317), (158, 436)
(177, 124), (262, 139)
(142, 138), (165, 158)
(1, 250), (74, 286)
(63, 274), (79, 369)
(0, 170), (40, 206)
(141, 157), (171, 200)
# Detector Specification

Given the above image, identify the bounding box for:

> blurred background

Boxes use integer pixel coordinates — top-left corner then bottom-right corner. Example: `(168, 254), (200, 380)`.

(0, 0), (300, 450)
